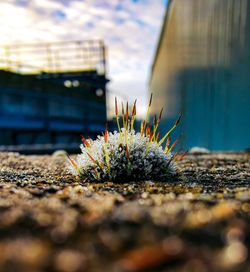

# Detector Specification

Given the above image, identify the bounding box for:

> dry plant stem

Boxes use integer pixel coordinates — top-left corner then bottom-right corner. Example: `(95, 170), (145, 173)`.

(157, 114), (182, 148)
(140, 93), (152, 139)
(130, 100), (137, 144)
(104, 129), (110, 171)
(115, 97), (123, 142)
(152, 108), (163, 141)
(165, 137), (171, 152)
(121, 102), (125, 128)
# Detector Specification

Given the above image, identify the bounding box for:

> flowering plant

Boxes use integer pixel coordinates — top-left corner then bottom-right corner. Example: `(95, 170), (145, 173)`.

(68, 95), (187, 182)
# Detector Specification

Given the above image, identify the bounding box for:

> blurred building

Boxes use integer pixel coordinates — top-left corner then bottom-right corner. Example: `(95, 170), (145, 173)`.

(0, 40), (108, 151)
(150, 0), (250, 151)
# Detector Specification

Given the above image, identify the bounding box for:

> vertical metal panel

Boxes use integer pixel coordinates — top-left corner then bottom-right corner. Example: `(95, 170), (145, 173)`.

(150, 0), (250, 151)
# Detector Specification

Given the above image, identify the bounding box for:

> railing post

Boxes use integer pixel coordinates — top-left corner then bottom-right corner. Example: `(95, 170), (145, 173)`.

(46, 44), (53, 72)
(5, 46), (11, 70)
(101, 41), (107, 76)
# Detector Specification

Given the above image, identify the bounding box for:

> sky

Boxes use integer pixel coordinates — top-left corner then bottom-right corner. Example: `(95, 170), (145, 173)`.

(0, 0), (167, 117)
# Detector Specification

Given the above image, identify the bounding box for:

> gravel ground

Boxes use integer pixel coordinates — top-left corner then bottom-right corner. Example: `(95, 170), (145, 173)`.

(0, 151), (249, 272)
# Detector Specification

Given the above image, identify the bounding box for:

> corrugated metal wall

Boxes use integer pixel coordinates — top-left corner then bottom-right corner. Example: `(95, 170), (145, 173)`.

(150, 0), (250, 151)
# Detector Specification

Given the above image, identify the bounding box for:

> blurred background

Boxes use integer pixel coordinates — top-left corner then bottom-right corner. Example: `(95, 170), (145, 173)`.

(0, 0), (249, 153)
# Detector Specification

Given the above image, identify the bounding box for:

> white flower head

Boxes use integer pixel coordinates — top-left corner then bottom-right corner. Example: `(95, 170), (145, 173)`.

(68, 95), (187, 182)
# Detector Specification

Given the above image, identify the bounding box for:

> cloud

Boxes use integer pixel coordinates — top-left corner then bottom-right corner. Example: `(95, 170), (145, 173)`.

(0, 0), (166, 117)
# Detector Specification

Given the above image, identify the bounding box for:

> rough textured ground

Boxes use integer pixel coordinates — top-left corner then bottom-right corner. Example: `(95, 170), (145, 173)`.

(0, 152), (249, 272)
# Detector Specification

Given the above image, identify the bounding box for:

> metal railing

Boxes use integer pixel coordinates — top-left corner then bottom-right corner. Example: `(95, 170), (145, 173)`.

(0, 40), (106, 75)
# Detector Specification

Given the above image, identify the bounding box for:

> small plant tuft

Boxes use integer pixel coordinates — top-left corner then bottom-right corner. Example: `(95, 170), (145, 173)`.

(68, 94), (187, 182)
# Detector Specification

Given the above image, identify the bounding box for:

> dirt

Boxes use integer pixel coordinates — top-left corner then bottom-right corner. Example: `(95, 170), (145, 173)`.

(0, 152), (249, 272)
